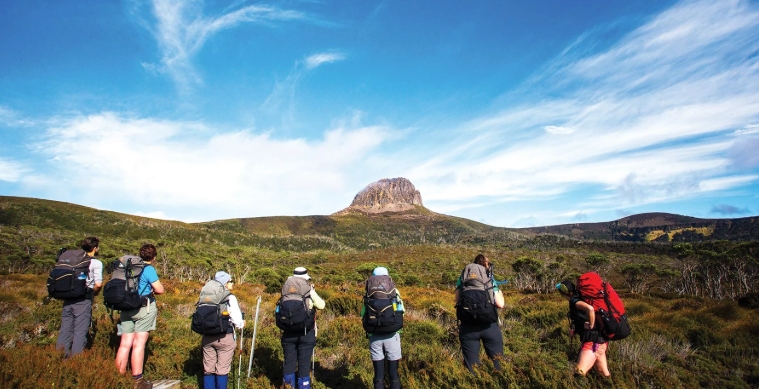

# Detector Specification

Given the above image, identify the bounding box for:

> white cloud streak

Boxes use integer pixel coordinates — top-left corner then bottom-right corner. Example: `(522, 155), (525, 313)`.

(0, 158), (25, 182)
(142, 0), (308, 90)
(305, 51), (346, 69)
(410, 0), (759, 222)
(262, 51), (348, 120)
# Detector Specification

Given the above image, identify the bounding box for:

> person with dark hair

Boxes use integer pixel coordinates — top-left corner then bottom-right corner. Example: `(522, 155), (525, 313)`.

(556, 280), (611, 378)
(115, 244), (164, 389)
(454, 254), (505, 374)
(56, 236), (103, 357)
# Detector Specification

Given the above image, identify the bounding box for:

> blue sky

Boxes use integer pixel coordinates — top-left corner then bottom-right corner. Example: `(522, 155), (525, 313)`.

(1, 0), (759, 227)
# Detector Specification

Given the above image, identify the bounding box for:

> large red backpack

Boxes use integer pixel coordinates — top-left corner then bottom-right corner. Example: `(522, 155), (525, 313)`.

(576, 272), (631, 341)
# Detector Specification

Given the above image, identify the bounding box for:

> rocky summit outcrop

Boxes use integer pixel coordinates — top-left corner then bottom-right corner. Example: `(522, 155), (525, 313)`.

(337, 177), (423, 214)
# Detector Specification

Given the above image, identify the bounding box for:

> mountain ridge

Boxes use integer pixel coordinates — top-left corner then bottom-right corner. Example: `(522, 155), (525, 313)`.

(1, 195), (757, 244)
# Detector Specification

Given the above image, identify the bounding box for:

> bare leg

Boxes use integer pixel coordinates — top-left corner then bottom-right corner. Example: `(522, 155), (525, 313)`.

(129, 332), (151, 376)
(594, 351), (611, 377)
(116, 333), (135, 374)
(575, 349), (597, 376)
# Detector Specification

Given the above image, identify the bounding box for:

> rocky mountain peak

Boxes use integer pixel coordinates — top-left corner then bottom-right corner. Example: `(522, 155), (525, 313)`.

(339, 177), (423, 214)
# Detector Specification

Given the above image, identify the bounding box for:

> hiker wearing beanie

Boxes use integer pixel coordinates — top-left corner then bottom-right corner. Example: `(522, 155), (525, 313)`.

(201, 271), (245, 389)
(276, 267), (325, 389)
(556, 280), (611, 378)
(361, 266), (404, 389)
(115, 244), (164, 389)
(454, 254), (505, 374)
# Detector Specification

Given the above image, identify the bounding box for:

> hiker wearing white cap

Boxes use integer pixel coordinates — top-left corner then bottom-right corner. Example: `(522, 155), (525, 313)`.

(200, 271), (245, 389)
(361, 266), (404, 389)
(276, 267), (325, 389)
(455, 254), (505, 375)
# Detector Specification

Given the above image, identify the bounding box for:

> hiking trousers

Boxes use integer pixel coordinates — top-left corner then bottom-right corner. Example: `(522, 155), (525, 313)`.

(459, 321), (503, 373)
(56, 298), (92, 357)
(281, 328), (316, 378)
(202, 332), (236, 375)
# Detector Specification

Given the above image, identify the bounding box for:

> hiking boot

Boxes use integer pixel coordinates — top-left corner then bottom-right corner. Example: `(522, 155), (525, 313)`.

(133, 378), (153, 389)
(573, 374), (588, 388)
(599, 375), (614, 388)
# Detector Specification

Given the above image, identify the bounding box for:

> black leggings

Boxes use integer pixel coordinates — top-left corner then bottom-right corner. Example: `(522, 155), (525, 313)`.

(373, 359), (400, 389)
(459, 321), (504, 374)
(281, 328), (316, 378)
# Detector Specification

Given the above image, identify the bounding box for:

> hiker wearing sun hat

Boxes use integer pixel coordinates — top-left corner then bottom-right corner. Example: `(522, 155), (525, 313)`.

(556, 279), (611, 379)
(361, 266), (404, 389)
(277, 267), (325, 389)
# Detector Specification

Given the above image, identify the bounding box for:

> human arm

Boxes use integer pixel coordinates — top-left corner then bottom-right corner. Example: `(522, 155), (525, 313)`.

(227, 295), (245, 328)
(309, 288), (325, 310)
(151, 280), (165, 295)
(90, 260), (104, 295)
(142, 266), (164, 295)
(493, 290), (505, 309)
(575, 300), (595, 329)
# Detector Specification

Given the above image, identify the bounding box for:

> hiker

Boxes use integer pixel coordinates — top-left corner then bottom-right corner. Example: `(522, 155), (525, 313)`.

(556, 280), (611, 378)
(55, 236), (104, 357)
(362, 267), (404, 389)
(454, 254), (505, 374)
(277, 267), (325, 389)
(114, 244), (165, 389)
(200, 271), (245, 389)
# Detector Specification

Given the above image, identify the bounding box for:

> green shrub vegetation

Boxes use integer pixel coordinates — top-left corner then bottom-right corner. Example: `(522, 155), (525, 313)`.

(0, 196), (758, 387)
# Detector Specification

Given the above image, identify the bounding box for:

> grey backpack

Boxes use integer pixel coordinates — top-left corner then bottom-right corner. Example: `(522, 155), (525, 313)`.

(456, 263), (498, 324)
(103, 255), (147, 311)
(276, 277), (314, 332)
(192, 280), (233, 335)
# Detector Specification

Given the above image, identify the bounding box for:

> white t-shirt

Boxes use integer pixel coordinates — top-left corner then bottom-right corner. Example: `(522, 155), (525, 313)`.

(86, 258), (103, 289)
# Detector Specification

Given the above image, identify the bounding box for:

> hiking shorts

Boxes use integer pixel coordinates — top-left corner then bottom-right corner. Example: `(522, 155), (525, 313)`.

(580, 341), (607, 357)
(120, 301), (157, 333)
(369, 332), (402, 361)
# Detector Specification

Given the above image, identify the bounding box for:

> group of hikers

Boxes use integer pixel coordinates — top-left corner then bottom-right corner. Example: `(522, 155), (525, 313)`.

(49, 237), (628, 389)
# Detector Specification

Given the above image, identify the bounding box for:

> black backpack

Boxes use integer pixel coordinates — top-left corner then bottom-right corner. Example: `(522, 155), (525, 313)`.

(362, 275), (404, 334)
(192, 280), (232, 335)
(456, 264), (498, 324)
(103, 255), (147, 311)
(275, 277), (315, 332)
(47, 248), (91, 300)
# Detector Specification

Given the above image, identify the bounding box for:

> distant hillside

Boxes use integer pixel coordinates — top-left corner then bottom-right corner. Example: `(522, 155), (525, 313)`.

(0, 196), (525, 252)
(520, 212), (759, 242)
(2, 197), (758, 250)
(206, 206), (525, 247)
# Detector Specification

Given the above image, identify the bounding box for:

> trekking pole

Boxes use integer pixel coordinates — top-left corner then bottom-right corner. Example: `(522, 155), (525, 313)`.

(237, 313), (244, 389)
(247, 296), (262, 379)
(312, 322), (318, 373)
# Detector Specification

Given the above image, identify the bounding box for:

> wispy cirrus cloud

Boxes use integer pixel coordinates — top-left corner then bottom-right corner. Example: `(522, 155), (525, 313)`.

(0, 158), (26, 182)
(544, 125), (575, 135)
(408, 0), (759, 224)
(0, 106), (35, 127)
(137, 0), (310, 90)
(305, 51), (346, 70)
(262, 51), (347, 120)
(30, 112), (390, 221)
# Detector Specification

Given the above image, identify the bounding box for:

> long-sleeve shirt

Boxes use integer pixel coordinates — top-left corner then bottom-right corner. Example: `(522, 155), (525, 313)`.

(309, 289), (325, 310)
(227, 294), (244, 329)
